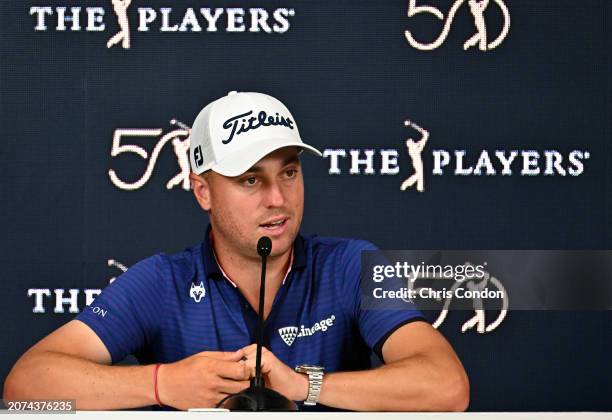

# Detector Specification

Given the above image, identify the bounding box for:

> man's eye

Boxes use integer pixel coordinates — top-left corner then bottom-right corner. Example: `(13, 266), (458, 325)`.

(286, 169), (298, 178)
(244, 177), (257, 186)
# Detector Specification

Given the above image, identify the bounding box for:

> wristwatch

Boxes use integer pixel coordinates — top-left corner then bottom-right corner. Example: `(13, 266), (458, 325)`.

(294, 365), (324, 406)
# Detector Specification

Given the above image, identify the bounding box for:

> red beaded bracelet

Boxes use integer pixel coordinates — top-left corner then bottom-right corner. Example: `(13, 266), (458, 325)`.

(153, 363), (163, 407)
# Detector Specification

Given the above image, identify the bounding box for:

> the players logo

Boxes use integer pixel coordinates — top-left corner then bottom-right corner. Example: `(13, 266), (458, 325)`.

(278, 327), (299, 346)
(404, 0), (510, 51)
(322, 118), (591, 192)
(189, 281), (206, 303)
(29, 5), (296, 50)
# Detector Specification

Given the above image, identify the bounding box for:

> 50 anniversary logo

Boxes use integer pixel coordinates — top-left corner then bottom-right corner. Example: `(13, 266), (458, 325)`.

(404, 0), (510, 51)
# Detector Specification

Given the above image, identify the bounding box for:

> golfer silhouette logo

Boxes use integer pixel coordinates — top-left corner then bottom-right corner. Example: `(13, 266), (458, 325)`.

(407, 262), (509, 334)
(404, 0), (510, 51)
(400, 120), (429, 193)
(107, 259), (128, 284)
(431, 268), (508, 334)
(464, 0), (489, 51)
(107, 0), (132, 49)
(167, 137), (192, 190)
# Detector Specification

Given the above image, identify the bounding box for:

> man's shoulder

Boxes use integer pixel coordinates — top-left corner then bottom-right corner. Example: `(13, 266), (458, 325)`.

(304, 234), (378, 260)
(301, 235), (380, 290)
(126, 243), (202, 284)
(160, 243), (202, 280)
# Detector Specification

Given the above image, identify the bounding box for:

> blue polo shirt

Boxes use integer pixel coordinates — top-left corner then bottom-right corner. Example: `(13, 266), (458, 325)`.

(76, 227), (425, 410)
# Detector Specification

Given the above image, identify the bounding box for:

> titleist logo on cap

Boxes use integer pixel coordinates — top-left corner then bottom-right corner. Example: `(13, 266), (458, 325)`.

(221, 110), (295, 144)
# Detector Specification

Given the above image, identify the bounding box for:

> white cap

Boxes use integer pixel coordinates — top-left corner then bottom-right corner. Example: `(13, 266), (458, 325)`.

(189, 91), (322, 176)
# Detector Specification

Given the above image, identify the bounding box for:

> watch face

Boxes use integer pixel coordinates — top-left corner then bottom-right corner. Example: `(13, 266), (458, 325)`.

(297, 364), (324, 373)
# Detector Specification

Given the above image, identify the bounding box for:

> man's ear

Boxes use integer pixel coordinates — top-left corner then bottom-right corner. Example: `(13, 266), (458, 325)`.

(190, 172), (211, 211)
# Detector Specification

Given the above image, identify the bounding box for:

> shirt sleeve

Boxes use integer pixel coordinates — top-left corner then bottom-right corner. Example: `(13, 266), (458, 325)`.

(75, 253), (168, 364)
(340, 240), (426, 362)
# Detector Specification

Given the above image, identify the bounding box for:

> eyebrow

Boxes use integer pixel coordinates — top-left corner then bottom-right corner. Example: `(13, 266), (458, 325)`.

(244, 154), (300, 174)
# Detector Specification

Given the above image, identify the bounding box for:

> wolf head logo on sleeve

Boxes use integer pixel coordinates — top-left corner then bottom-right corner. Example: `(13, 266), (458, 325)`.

(189, 281), (206, 303)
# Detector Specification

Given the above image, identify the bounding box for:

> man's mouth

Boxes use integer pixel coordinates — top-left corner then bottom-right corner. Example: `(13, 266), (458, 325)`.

(259, 218), (289, 233)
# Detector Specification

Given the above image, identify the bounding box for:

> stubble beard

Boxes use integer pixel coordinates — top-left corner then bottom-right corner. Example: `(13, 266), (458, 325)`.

(210, 208), (302, 261)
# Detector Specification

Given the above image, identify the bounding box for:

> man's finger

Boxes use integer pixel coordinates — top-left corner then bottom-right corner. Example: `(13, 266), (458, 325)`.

(241, 344), (270, 356)
(241, 344), (257, 355)
(243, 361), (256, 378)
(215, 359), (251, 380)
(196, 350), (245, 361)
(242, 353), (272, 376)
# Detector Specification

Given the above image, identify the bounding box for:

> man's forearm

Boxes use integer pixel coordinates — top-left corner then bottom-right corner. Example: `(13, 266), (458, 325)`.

(317, 353), (469, 411)
(3, 351), (156, 410)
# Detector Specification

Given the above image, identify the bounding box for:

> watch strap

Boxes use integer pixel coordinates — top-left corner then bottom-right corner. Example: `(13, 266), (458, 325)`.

(304, 369), (323, 406)
(295, 365), (324, 406)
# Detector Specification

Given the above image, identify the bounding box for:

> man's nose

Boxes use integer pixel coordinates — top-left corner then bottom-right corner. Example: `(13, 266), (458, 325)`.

(263, 180), (286, 208)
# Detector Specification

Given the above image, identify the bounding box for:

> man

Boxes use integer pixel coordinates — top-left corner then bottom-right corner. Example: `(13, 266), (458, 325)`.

(4, 92), (469, 411)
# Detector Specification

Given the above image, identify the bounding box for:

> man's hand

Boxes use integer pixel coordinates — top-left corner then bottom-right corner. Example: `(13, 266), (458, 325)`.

(157, 350), (250, 410)
(241, 344), (308, 402)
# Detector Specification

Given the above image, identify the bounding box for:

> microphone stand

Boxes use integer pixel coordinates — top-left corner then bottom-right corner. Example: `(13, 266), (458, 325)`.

(216, 236), (298, 411)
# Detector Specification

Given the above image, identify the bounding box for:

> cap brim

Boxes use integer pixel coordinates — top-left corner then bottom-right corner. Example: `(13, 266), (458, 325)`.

(211, 139), (322, 177)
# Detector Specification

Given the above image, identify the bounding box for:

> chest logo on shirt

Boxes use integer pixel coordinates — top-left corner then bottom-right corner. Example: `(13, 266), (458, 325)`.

(189, 281), (206, 303)
(278, 314), (336, 347)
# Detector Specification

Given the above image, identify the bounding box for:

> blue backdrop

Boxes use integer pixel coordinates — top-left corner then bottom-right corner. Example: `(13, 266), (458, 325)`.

(1, 0), (611, 410)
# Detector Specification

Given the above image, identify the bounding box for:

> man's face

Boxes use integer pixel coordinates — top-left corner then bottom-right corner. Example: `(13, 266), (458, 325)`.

(201, 147), (304, 260)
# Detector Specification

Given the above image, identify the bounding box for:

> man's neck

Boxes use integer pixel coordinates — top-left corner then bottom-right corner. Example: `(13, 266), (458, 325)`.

(210, 232), (293, 317)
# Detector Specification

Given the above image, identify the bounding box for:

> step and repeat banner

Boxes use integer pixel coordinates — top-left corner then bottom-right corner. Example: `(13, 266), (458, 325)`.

(1, 0), (611, 411)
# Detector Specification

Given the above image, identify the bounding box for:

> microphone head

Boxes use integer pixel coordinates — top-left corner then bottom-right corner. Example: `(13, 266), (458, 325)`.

(257, 236), (272, 257)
